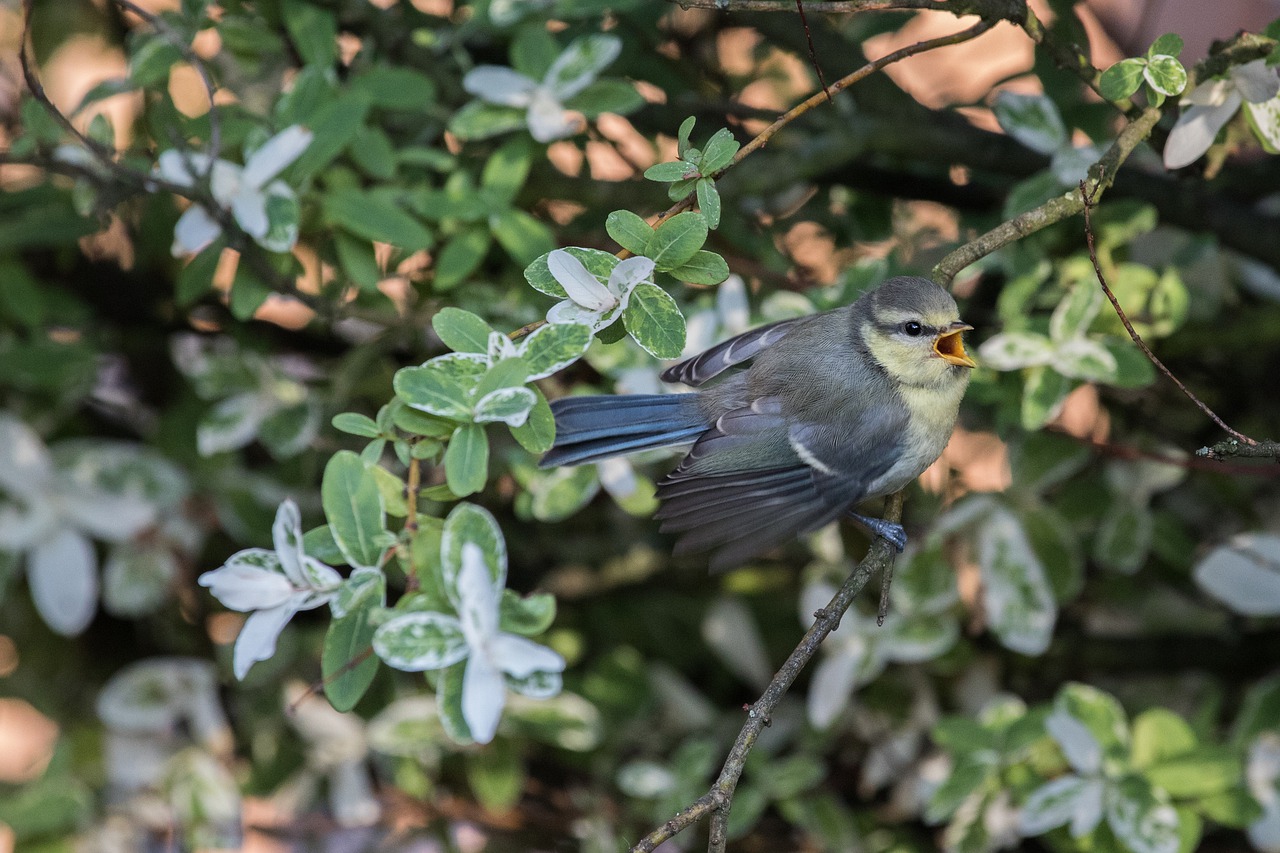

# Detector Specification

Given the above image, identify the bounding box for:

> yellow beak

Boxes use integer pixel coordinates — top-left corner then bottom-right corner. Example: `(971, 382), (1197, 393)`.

(934, 322), (976, 368)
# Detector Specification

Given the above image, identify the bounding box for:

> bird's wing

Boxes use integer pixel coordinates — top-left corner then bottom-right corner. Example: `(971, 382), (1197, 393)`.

(660, 318), (802, 387)
(654, 397), (906, 571)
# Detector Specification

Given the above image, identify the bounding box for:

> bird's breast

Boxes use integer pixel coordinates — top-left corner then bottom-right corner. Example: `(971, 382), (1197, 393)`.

(865, 374), (968, 497)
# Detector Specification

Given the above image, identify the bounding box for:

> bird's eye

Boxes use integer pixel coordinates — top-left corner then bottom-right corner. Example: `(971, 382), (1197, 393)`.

(903, 321), (924, 337)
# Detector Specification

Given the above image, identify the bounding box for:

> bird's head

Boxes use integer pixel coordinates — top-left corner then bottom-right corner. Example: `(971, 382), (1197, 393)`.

(855, 276), (976, 388)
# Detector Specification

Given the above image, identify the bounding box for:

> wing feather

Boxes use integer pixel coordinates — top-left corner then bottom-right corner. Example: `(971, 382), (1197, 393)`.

(661, 319), (802, 387)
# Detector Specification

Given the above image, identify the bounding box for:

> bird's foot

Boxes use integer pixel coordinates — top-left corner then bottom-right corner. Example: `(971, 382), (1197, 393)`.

(848, 512), (907, 552)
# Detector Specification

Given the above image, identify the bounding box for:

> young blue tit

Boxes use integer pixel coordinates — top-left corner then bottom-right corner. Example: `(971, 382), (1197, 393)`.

(540, 276), (976, 571)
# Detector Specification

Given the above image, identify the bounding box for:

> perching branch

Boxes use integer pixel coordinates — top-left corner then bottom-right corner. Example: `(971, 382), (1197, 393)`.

(630, 494), (904, 853)
(1079, 181), (1261, 449)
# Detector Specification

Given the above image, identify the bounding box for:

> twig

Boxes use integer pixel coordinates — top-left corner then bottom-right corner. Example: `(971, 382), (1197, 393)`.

(629, 493), (904, 853)
(933, 107), (1161, 284)
(1079, 181), (1258, 448)
(1050, 428), (1280, 476)
(794, 0), (831, 103)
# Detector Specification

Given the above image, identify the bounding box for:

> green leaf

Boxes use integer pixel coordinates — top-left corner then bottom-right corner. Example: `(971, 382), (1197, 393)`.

(606, 209), (654, 255)
(699, 127), (740, 173)
(490, 208), (555, 266)
(677, 116), (697, 155)
(129, 35), (182, 87)
(324, 188), (433, 250)
(1093, 497), (1152, 574)
(444, 423), (489, 497)
(1100, 58), (1147, 101)
(282, 0), (337, 66)
(433, 307), (495, 354)
(303, 525), (346, 565)
(696, 179), (721, 229)
(176, 243), (222, 305)
(475, 357), (529, 399)
(393, 354), (487, 420)
(481, 137), (534, 205)
(433, 226), (492, 290)
(1144, 55), (1188, 97)
(322, 450), (388, 569)
(322, 575), (383, 712)
(228, 264), (271, 321)
(348, 125), (397, 180)
(1021, 365), (1071, 430)
(565, 79), (645, 116)
(511, 387), (555, 453)
(527, 465), (599, 521)
(350, 65), (437, 111)
(1056, 683), (1130, 760)
(1196, 789), (1263, 828)
(524, 246), (617, 298)
(520, 322), (592, 380)
(646, 211), (708, 271)
(392, 405), (458, 439)
(1148, 34), (1184, 58)
(466, 739), (526, 812)
(1146, 748), (1241, 798)
(1132, 709), (1197, 768)
(334, 232), (381, 291)
(624, 283), (686, 359)
(287, 92), (371, 181)
(448, 101), (528, 140)
(511, 23), (559, 78)
(644, 161), (696, 182)
(499, 590), (556, 635)
(669, 249), (730, 285)
(332, 412), (381, 438)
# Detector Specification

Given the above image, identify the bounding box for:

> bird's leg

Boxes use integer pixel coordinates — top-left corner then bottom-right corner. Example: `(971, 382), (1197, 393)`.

(847, 512), (907, 552)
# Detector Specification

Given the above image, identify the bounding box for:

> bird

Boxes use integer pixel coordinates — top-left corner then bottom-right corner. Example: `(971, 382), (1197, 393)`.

(539, 276), (976, 571)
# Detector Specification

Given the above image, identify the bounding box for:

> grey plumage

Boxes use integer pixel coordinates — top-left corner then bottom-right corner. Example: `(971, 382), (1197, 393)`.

(542, 276), (974, 571)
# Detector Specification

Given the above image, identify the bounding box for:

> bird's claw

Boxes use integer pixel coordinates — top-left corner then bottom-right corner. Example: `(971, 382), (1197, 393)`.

(848, 512), (907, 552)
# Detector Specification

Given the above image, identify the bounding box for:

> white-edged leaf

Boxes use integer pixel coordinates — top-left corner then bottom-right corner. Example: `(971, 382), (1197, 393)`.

(519, 322), (592, 380)
(473, 387), (536, 427)
(440, 502), (507, 607)
(372, 611), (469, 671)
(1050, 283), (1105, 341)
(462, 66), (537, 107)
(623, 283), (686, 359)
(1019, 775), (1093, 836)
(977, 507), (1057, 656)
(393, 353), (487, 420)
(1106, 776), (1181, 853)
(28, 528), (98, 636)
(1056, 337), (1118, 382)
(978, 332), (1055, 370)
(1193, 533), (1280, 616)
(1164, 92), (1242, 169)
(1143, 56), (1187, 97)
(197, 393), (271, 455)
(994, 91), (1068, 155)
(543, 34), (621, 100)
(1047, 708), (1104, 775)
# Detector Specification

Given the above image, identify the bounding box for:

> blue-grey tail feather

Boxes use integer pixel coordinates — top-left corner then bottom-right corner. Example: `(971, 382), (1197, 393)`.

(540, 394), (707, 468)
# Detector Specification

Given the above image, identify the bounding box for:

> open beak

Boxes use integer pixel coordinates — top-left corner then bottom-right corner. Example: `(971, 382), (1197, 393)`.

(934, 322), (976, 368)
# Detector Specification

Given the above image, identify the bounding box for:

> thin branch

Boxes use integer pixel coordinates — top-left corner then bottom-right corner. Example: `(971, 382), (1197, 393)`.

(629, 494), (904, 853)
(794, 0), (832, 102)
(933, 107), (1161, 284)
(1079, 181), (1258, 448)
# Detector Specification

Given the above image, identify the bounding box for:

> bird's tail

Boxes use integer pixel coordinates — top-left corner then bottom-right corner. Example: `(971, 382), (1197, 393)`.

(540, 394), (707, 468)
